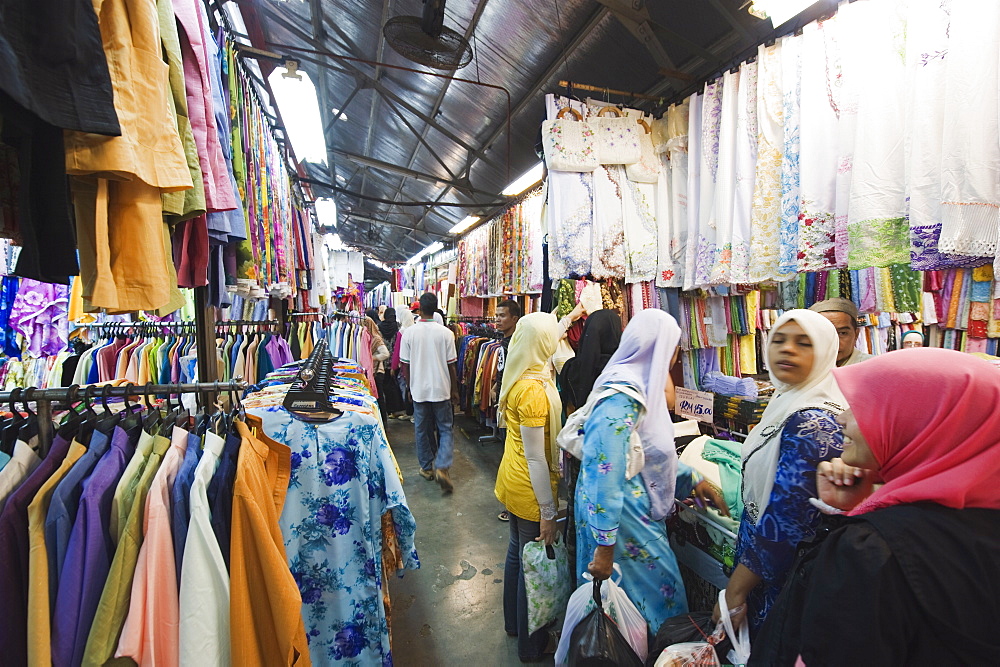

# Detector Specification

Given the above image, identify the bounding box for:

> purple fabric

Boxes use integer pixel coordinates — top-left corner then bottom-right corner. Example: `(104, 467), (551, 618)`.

(0, 434), (72, 666)
(590, 308), (681, 521)
(8, 278), (69, 357)
(266, 335), (294, 368)
(51, 426), (134, 666)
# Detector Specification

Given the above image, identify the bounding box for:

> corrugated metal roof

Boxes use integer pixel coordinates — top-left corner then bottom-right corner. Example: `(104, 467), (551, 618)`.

(236, 0), (833, 262)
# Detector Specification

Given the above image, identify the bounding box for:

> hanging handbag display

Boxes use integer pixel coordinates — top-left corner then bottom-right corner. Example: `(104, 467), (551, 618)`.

(593, 106), (642, 165)
(626, 118), (662, 183)
(541, 107), (599, 173)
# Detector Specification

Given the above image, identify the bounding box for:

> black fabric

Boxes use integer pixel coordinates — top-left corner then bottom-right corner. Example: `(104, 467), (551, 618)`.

(560, 310), (622, 409)
(0, 0), (119, 135)
(0, 94), (79, 283)
(752, 504), (1000, 666)
(378, 308), (399, 342)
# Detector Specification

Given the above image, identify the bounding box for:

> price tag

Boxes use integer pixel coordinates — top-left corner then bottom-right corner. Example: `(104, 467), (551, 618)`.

(674, 387), (714, 423)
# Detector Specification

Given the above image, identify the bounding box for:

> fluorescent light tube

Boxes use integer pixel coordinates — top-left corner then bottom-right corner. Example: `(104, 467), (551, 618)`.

(267, 65), (328, 165)
(449, 215), (480, 234)
(501, 162), (544, 196)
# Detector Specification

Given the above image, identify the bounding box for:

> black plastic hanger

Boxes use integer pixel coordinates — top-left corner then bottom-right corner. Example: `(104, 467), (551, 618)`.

(75, 385), (100, 447)
(119, 383), (144, 439)
(17, 387), (39, 444)
(0, 389), (25, 455)
(57, 384), (85, 440)
(96, 384), (121, 435)
(142, 382), (161, 433)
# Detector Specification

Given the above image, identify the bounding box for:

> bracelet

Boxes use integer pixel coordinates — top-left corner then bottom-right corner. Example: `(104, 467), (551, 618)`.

(540, 501), (557, 521)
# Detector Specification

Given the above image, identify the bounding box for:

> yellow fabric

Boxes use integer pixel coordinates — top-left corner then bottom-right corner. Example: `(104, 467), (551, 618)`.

(497, 312), (564, 473)
(494, 379), (559, 522)
(972, 264), (994, 282)
(738, 333), (758, 375)
(230, 417), (310, 666)
(26, 441), (87, 667)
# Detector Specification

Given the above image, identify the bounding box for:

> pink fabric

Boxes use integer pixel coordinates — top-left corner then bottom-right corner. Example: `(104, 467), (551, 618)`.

(833, 348), (1000, 515)
(8, 279), (69, 357)
(116, 427), (190, 666)
(173, 0), (237, 212)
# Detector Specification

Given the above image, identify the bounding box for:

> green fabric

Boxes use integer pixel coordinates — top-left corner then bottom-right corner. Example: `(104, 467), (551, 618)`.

(701, 438), (744, 520)
(554, 279), (576, 319)
(82, 434), (171, 667)
(890, 263), (922, 312)
(826, 269), (840, 301)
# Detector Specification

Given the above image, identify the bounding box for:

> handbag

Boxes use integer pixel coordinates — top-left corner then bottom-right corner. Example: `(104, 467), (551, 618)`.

(542, 106), (599, 172)
(557, 384), (646, 480)
(522, 540), (573, 634)
(593, 106), (642, 165)
(626, 118), (662, 183)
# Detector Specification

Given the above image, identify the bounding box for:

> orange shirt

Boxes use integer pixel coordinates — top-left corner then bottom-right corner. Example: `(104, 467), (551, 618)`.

(230, 417), (310, 666)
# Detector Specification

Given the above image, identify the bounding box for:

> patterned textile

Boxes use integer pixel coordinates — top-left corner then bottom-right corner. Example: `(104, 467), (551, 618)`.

(735, 408), (843, 632)
(730, 60), (758, 284)
(748, 43), (785, 283)
(9, 278), (69, 357)
(778, 33), (803, 278)
(251, 407), (419, 666)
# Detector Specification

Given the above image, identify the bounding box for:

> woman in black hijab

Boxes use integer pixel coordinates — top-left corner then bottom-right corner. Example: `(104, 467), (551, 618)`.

(378, 307), (400, 347)
(559, 309), (623, 412)
(378, 308), (406, 416)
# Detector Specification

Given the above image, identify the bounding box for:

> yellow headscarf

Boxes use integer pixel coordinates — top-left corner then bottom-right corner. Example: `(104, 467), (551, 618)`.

(498, 312), (564, 472)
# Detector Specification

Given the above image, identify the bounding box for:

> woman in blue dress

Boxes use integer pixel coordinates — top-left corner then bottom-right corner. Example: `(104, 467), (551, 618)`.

(718, 309), (846, 634)
(574, 309), (727, 633)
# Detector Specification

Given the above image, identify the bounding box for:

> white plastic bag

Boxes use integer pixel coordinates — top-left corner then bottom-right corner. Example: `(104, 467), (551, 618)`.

(555, 566), (648, 665)
(522, 540), (572, 634)
(654, 642), (721, 667)
(717, 589), (751, 666)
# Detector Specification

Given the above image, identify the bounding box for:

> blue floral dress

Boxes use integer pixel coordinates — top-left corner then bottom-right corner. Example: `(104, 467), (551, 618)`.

(574, 392), (701, 632)
(251, 407), (419, 666)
(735, 408), (843, 633)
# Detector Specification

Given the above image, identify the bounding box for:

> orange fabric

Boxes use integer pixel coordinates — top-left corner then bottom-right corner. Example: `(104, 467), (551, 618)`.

(230, 417), (310, 666)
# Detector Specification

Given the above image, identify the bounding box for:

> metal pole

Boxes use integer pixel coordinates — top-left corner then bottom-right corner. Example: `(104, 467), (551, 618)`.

(194, 286), (219, 406)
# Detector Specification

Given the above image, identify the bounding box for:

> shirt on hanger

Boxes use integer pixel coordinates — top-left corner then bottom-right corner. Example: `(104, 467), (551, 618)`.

(0, 439), (42, 509)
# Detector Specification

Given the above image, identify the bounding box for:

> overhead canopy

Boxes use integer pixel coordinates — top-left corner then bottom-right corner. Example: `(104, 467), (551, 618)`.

(231, 0), (835, 263)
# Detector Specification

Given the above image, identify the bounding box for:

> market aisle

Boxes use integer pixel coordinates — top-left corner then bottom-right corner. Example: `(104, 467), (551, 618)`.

(385, 416), (555, 666)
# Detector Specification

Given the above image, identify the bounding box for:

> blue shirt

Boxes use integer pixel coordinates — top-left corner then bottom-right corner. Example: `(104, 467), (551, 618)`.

(208, 430), (241, 569)
(171, 432), (202, 581)
(45, 429), (110, 592)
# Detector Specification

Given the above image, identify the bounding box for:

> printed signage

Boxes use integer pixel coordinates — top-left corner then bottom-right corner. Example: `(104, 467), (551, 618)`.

(675, 387), (713, 423)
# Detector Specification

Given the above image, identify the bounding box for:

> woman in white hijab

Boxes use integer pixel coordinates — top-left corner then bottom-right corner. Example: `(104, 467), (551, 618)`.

(717, 309), (846, 635)
(495, 313), (564, 661)
(572, 309), (727, 633)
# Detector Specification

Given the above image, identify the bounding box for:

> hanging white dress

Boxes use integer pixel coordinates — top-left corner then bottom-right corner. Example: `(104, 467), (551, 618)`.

(778, 32), (803, 278)
(796, 19), (839, 272)
(847, 0), (909, 269)
(664, 100), (690, 288)
(545, 95), (594, 278)
(709, 69), (739, 285)
(683, 93), (703, 290)
(624, 113), (659, 284)
(939, 0), (1000, 261)
(694, 81), (723, 287)
(591, 163), (628, 280)
(730, 59), (758, 285)
(654, 149), (679, 287)
(748, 43), (784, 283)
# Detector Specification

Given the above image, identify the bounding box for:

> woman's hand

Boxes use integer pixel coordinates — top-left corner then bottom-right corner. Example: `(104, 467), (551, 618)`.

(587, 544), (615, 580)
(536, 517), (558, 546)
(713, 588), (748, 628)
(817, 458), (876, 511)
(694, 480), (730, 517)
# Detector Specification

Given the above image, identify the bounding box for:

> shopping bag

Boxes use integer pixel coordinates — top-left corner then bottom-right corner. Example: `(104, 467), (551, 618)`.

(625, 120), (661, 183)
(593, 106), (642, 165)
(542, 107), (599, 172)
(717, 590), (751, 666)
(555, 567), (649, 665)
(652, 643), (720, 667)
(567, 580), (643, 667)
(522, 540), (572, 634)
(650, 613), (732, 667)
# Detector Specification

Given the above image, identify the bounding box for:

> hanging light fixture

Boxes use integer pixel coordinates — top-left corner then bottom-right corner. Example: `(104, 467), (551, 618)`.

(748, 0), (818, 27)
(406, 241), (444, 265)
(501, 162), (544, 196)
(449, 215), (480, 234)
(267, 61), (328, 165)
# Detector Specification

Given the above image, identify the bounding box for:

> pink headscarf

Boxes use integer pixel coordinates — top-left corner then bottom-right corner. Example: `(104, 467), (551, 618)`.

(832, 348), (1000, 516)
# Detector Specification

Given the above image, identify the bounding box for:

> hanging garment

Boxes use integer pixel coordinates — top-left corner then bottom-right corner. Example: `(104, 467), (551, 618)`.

(709, 69), (740, 285)
(730, 59), (758, 285)
(683, 92), (703, 290)
(748, 42), (784, 283)
(778, 32), (803, 278)
(590, 165), (628, 280)
(695, 80), (722, 287)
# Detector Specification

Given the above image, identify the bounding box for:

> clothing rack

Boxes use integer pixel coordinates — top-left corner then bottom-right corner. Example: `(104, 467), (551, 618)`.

(0, 380), (248, 454)
(558, 80), (667, 104)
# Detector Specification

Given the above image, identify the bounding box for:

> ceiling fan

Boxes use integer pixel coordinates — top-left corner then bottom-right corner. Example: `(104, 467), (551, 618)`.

(383, 0), (473, 71)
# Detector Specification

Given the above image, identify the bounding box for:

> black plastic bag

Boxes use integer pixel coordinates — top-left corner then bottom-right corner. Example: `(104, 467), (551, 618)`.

(648, 613), (733, 667)
(568, 580), (644, 667)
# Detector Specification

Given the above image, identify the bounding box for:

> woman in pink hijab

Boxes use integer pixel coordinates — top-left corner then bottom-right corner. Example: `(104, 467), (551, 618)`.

(750, 348), (1000, 666)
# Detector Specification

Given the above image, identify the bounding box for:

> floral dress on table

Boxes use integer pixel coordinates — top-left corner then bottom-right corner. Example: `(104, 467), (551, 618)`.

(735, 408), (843, 634)
(574, 392), (701, 633)
(251, 406), (419, 667)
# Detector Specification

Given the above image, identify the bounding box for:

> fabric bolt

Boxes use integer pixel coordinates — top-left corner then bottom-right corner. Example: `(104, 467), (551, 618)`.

(179, 431), (229, 667)
(115, 427), (189, 665)
(730, 59), (758, 284)
(0, 434), (72, 667)
(846, 1), (909, 269)
(0, 438), (41, 507)
(26, 440), (87, 667)
(575, 392), (699, 631)
(46, 430), (111, 589)
(229, 417), (309, 666)
(748, 43), (784, 283)
(796, 20), (839, 272)
(778, 33), (803, 278)
(52, 427), (134, 667)
(171, 432), (202, 582)
(939, 1), (1000, 258)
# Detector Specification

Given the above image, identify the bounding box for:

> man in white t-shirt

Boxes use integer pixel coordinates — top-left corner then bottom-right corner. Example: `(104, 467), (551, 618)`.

(400, 292), (459, 493)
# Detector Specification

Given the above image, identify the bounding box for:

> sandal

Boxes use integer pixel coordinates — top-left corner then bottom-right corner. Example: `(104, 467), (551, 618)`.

(498, 510), (510, 521)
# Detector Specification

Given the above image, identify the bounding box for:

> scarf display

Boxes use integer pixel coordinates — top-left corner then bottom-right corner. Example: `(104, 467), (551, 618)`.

(741, 309), (846, 525)
(589, 308), (681, 521)
(833, 348), (1000, 515)
(497, 312), (564, 473)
